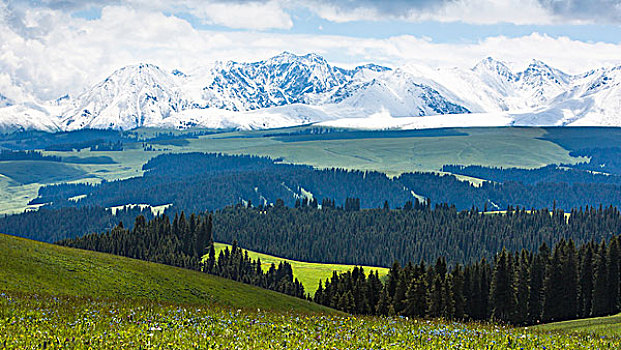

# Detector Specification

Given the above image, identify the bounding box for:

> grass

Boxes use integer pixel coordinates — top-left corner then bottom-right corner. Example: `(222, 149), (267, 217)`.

(1, 292), (618, 349)
(187, 127), (583, 176)
(214, 243), (389, 295)
(0, 160), (86, 184)
(0, 233), (332, 314)
(534, 313), (621, 337)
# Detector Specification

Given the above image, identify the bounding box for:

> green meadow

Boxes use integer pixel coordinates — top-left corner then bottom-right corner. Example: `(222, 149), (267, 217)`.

(534, 313), (621, 338)
(0, 233), (330, 313)
(214, 242), (389, 295)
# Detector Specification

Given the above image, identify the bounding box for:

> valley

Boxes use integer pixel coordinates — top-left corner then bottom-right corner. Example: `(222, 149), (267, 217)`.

(0, 126), (587, 214)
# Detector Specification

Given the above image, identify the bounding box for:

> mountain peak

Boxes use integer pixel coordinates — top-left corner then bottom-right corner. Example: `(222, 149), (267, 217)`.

(473, 57), (511, 71)
(266, 52), (328, 66)
(518, 59), (569, 85)
(472, 57), (515, 82)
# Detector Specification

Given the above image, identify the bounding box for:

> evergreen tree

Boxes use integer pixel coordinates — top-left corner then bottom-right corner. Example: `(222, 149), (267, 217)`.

(592, 241), (609, 317)
(490, 248), (516, 322)
(578, 243), (594, 318)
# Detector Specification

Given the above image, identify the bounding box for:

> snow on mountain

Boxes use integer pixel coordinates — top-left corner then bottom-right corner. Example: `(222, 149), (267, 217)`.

(2, 52), (621, 132)
(187, 52), (353, 111)
(333, 69), (470, 116)
(512, 65), (621, 126)
(515, 59), (571, 107)
(0, 104), (59, 133)
(60, 63), (190, 130)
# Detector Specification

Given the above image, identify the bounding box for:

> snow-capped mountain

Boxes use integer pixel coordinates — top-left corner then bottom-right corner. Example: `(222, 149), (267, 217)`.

(61, 64), (190, 131)
(2, 52), (621, 131)
(193, 52), (353, 110)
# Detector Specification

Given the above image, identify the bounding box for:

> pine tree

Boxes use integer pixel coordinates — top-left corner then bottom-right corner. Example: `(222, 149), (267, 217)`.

(559, 239), (578, 320)
(376, 287), (391, 316)
(528, 243), (549, 324)
(592, 241), (609, 317)
(607, 236), (621, 314)
(404, 276), (428, 317)
(578, 243), (594, 318)
(514, 250), (530, 325)
(451, 265), (466, 319)
(490, 248), (516, 322)
(427, 275), (444, 318)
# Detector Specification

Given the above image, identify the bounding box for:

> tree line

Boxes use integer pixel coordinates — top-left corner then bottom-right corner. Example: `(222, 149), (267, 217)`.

(58, 213), (305, 299)
(0, 150), (61, 162)
(5, 200), (621, 268)
(212, 202), (621, 267)
(315, 235), (621, 325)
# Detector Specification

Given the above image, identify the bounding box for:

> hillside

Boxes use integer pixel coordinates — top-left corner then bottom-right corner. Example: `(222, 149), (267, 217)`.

(214, 242), (389, 294)
(534, 313), (621, 337)
(0, 233), (332, 313)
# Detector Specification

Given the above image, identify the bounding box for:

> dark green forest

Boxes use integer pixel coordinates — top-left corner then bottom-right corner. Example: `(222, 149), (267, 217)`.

(5, 201), (621, 267)
(317, 235), (621, 326)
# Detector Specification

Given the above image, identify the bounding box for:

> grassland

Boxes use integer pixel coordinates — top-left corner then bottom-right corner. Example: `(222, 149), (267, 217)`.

(535, 313), (621, 338)
(0, 127), (589, 214)
(1, 292), (617, 349)
(0, 235), (618, 348)
(214, 243), (389, 295)
(0, 233), (331, 313)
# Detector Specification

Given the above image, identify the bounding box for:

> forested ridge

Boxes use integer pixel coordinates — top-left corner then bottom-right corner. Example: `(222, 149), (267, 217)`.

(212, 202), (621, 266)
(27, 152), (621, 213)
(5, 200), (621, 267)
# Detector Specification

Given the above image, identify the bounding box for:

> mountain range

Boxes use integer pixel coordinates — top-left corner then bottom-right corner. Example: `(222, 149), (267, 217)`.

(1, 52), (621, 132)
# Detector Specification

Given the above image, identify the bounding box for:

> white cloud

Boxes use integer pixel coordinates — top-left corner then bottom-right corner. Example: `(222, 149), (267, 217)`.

(304, 0), (621, 25)
(184, 1), (293, 30)
(2, 4), (621, 103)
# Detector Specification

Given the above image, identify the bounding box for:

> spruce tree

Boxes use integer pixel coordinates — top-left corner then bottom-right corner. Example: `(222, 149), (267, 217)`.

(592, 241), (609, 317)
(490, 248), (516, 322)
(514, 250), (530, 325)
(578, 243), (594, 318)
(607, 237), (621, 314)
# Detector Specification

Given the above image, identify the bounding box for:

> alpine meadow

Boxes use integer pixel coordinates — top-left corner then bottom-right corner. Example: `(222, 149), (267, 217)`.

(5, 1), (621, 349)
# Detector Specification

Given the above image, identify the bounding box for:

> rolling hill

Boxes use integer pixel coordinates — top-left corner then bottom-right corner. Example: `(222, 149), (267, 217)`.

(0, 233), (332, 313)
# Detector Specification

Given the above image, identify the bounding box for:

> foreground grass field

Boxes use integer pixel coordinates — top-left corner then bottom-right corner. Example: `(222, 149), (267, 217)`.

(1, 234), (619, 348)
(214, 243), (389, 295)
(1, 292), (618, 349)
(0, 233), (330, 313)
(535, 313), (621, 338)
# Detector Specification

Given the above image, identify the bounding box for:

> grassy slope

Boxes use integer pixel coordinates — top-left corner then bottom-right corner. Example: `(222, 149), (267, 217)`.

(0, 160), (86, 184)
(534, 313), (621, 337)
(214, 242), (389, 295)
(0, 233), (333, 313)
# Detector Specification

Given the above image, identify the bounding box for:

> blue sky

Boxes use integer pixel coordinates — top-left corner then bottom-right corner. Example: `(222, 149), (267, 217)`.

(3, 0), (621, 101)
(69, 2), (621, 44)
